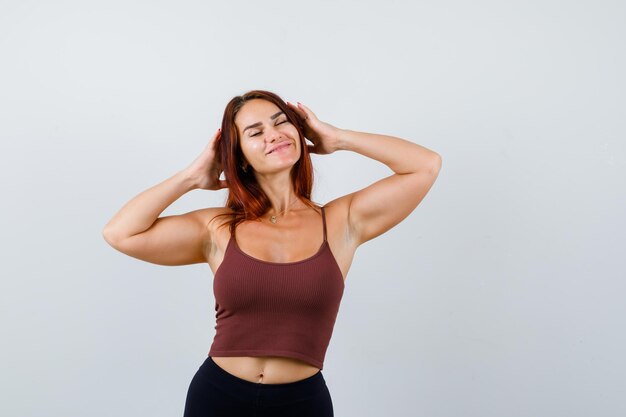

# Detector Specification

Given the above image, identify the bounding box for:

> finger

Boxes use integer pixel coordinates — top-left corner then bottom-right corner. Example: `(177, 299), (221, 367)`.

(209, 128), (219, 142)
(219, 179), (229, 189)
(287, 101), (306, 119)
(211, 128), (222, 146)
(297, 102), (313, 114)
(298, 102), (318, 123)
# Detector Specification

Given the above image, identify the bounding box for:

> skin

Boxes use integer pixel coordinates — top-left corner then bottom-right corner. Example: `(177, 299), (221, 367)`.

(103, 98), (442, 384)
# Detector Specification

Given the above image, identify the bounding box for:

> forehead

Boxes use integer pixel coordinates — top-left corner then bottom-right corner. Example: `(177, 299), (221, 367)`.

(235, 99), (281, 128)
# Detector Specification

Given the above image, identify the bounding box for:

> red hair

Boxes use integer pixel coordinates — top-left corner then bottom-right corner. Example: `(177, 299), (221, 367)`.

(214, 90), (320, 232)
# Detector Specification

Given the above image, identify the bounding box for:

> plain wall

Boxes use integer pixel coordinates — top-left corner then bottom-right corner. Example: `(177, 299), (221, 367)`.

(1, 0), (624, 416)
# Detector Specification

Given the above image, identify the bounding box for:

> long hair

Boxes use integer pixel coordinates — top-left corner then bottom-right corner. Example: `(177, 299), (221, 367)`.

(213, 90), (320, 233)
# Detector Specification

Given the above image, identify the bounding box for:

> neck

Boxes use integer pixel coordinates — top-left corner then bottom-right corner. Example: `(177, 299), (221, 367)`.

(268, 195), (300, 215)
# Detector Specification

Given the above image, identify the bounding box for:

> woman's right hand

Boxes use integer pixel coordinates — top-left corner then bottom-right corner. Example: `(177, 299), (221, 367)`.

(183, 128), (228, 191)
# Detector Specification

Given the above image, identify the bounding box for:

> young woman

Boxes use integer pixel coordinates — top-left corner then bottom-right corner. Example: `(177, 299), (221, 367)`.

(102, 90), (442, 416)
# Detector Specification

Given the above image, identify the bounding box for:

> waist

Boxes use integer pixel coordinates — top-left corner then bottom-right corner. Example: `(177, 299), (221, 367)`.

(210, 355), (321, 384)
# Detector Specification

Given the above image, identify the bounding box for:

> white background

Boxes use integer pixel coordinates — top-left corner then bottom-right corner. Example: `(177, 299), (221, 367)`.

(1, 1), (624, 416)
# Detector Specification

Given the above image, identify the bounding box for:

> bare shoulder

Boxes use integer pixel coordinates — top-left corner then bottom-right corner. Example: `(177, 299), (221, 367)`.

(195, 206), (236, 234)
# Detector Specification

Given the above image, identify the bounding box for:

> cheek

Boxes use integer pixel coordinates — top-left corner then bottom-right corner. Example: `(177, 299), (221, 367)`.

(287, 126), (301, 144)
(242, 140), (264, 155)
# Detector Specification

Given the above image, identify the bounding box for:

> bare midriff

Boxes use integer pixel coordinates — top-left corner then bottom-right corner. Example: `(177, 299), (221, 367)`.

(211, 356), (321, 384)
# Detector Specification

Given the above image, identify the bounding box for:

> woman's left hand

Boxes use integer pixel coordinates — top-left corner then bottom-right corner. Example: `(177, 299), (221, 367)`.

(287, 101), (342, 155)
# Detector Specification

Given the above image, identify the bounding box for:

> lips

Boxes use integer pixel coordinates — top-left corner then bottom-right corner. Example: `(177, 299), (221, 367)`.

(267, 142), (292, 154)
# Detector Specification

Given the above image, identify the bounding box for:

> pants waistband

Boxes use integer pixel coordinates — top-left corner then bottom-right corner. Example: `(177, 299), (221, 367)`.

(200, 356), (326, 404)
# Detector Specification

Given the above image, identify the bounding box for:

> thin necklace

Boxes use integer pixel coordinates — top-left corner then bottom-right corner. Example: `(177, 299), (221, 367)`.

(268, 198), (299, 224)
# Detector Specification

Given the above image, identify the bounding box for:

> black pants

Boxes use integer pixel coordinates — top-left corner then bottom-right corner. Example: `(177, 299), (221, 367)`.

(183, 356), (334, 417)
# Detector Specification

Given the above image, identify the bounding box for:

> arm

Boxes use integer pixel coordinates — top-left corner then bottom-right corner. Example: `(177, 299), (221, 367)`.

(102, 171), (210, 266)
(102, 128), (227, 266)
(336, 129), (442, 246)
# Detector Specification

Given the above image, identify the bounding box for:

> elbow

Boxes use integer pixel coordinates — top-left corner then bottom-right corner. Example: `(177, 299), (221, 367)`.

(425, 153), (442, 175)
(433, 153), (442, 171)
(102, 226), (121, 247)
(102, 227), (114, 245)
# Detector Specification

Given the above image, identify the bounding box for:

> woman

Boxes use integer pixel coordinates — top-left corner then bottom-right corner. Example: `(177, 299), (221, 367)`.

(102, 90), (442, 416)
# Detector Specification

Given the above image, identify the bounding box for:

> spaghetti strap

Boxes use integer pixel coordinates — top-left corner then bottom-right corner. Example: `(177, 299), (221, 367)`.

(321, 206), (328, 242)
(229, 221), (237, 241)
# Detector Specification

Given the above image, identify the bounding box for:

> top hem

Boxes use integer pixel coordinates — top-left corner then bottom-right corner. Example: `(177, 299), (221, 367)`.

(208, 348), (324, 370)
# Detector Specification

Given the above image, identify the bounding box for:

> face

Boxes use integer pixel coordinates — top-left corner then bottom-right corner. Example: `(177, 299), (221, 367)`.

(234, 99), (301, 175)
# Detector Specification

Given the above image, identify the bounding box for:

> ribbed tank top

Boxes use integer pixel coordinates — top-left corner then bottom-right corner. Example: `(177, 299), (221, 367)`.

(208, 206), (345, 370)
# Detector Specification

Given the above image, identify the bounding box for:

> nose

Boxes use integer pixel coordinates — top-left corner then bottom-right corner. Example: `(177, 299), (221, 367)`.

(265, 125), (283, 142)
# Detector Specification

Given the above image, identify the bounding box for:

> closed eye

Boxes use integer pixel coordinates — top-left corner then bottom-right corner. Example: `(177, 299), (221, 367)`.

(250, 120), (289, 137)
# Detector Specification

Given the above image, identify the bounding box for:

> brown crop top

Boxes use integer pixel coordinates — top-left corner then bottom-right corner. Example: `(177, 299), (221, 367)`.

(208, 206), (345, 370)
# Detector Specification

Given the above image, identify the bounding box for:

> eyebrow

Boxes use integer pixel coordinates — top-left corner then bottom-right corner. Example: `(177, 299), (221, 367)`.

(242, 111), (285, 134)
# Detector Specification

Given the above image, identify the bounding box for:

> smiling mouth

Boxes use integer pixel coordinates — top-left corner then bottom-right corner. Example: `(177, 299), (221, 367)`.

(267, 143), (291, 154)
